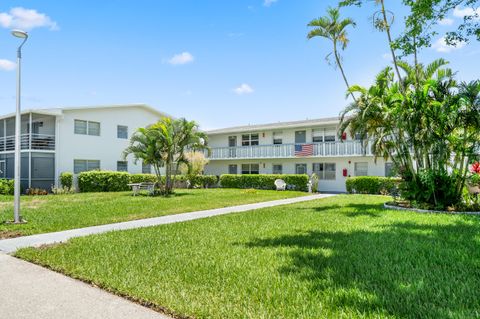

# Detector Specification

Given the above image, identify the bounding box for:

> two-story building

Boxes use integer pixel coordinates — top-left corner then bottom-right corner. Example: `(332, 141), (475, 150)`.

(0, 104), (167, 190)
(204, 117), (393, 192)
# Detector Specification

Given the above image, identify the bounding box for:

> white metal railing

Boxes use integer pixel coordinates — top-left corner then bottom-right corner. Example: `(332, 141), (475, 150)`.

(0, 133), (55, 152)
(207, 141), (372, 160)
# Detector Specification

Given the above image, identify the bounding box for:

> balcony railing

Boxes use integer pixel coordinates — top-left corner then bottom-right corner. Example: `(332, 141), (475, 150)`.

(0, 133), (55, 152)
(207, 141), (372, 160)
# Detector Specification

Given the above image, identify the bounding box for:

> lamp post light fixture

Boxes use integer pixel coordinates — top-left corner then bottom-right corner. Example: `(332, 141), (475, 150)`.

(11, 29), (28, 224)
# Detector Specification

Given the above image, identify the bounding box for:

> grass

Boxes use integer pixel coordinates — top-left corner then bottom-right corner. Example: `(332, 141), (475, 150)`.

(0, 188), (306, 237)
(16, 195), (480, 318)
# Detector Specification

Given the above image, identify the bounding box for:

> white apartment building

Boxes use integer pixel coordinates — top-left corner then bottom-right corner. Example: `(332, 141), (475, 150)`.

(204, 117), (393, 192)
(0, 104), (167, 190)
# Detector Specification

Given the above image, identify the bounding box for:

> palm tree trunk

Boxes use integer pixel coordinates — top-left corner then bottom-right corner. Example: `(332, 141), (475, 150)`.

(379, 0), (403, 87)
(334, 42), (357, 103)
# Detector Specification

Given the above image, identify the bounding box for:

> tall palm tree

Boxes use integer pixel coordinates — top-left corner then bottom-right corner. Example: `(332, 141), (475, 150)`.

(307, 7), (357, 102)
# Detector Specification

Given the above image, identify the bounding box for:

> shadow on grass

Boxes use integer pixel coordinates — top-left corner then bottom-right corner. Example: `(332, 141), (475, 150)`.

(244, 219), (480, 318)
(301, 203), (384, 218)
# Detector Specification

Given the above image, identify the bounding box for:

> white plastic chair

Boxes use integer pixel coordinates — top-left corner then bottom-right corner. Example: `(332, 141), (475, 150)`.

(274, 179), (287, 191)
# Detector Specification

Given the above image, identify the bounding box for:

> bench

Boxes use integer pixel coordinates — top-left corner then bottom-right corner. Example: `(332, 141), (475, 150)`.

(127, 182), (155, 196)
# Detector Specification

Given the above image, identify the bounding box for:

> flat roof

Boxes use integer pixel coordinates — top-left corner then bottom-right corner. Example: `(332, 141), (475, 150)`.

(206, 116), (341, 135)
(0, 103), (172, 121)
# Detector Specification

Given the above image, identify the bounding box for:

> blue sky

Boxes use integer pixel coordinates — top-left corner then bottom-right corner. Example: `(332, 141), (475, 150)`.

(0, 1), (479, 130)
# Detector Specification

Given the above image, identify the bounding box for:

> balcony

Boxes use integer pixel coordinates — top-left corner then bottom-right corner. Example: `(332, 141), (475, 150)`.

(207, 141), (372, 160)
(0, 133), (55, 152)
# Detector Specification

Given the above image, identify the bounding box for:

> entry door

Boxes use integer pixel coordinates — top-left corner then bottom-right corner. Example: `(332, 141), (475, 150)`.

(228, 136), (237, 158)
(0, 160), (4, 178)
(295, 131), (306, 144)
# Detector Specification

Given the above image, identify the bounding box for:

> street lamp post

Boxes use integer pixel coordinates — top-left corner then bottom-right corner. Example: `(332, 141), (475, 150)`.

(11, 29), (28, 224)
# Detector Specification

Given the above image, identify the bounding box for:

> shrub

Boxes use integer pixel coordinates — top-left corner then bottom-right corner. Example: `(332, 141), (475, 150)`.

(51, 186), (75, 195)
(59, 172), (73, 189)
(346, 176), (401, 195)
(220, 174), (309, 192)
(26, 188), (48, 196)
(188, 175), (218, 188)
(78, 171), (131, 192)
(129, 174), (157, 184)
(77, 171), (216, 192)
(0, 179), (14, 195)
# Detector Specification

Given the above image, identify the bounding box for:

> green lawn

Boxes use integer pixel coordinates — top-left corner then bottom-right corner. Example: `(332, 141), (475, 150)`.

(0, 189), (306, 237)
(16, 195), (480, 319)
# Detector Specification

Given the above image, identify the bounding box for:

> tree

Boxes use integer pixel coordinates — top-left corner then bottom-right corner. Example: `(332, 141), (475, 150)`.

(122, 126), (167, 192)
(307, 7), (357, 102)
(180, 151), (209, 188)
(340, 0), (480, 56)
(123, 117), (208, 195)
(339, 62), (480, 209)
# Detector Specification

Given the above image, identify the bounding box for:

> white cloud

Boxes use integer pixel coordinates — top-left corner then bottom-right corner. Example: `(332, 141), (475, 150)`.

(432, 36), (466, 53)
(263, 0), (278, 7)
(382, 53), (391, 60)
(0, 59), (16, 71)
(438, 18), (454, 26)
(453, 6), (480, 19)
(0, 7), (58, 31)
(167, 52), (194, 65)
(233, 84), (254, 95)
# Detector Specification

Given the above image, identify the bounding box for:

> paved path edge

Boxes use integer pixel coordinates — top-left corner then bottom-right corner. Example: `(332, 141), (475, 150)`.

(0, 193), (334, 253)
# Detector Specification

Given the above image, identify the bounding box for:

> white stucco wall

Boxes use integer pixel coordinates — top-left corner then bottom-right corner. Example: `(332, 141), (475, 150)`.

(55, 106), (163, 184)
(205, 157), (388, 192)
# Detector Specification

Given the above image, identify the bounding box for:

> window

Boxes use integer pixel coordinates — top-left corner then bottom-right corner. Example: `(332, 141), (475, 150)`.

(117, 161), (128, 172)
(273, 131), (283, 145)
(324, 135), (336, 142)
(142, 162), (151, 174)
(355, 133), (364, 140)
(74, 159), (100, 174)
(88, 121), (101, 136)
(385, 162), (395, 177)
(241, 164), (259, 174)
(355, 162), (368, 176)
(313, 163), (336, 180)
(273, 164), (283, 174)
(75, 120), (100, 136)
(117, 125), (128, 139)
(242, 133), (259, 146)
(312, 129), (323, 143)
(295, 163), (307, 175)
(295, 131), (306, 144)
(228, 164), (238, 174)
(74, 120), (87, 135)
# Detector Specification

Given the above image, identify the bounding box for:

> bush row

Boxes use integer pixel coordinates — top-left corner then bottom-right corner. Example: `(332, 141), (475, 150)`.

(76, 171), (218, 193)
(346, 176), (401, 195)
(219, 174), (309, 192)
(0, 178), (14, 195)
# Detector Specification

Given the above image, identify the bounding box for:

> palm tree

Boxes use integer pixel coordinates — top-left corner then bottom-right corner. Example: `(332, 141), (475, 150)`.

(307, 7), (357, 102)
(123, 126), (167, 191)
(124, 117), (209, 195)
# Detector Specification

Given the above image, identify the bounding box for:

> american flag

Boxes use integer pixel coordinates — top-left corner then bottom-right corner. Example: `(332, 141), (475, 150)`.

(295, 144), (314, 156)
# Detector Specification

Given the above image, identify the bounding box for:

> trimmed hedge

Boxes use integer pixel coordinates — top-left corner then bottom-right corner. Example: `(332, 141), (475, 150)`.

(59, 172), (73, 189)
(0, 178), (14, 195)
(78, 171), (131, 192)
(220, 174), (309, 192)
(78, 171), (218, 192)
(346, 176), (401, 195)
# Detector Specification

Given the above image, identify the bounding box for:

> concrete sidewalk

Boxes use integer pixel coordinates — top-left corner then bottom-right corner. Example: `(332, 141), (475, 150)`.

(0, 193), (334, 253)
(0, 253), (171, 319)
